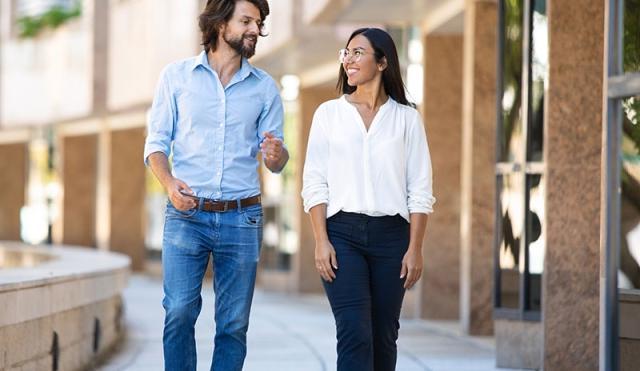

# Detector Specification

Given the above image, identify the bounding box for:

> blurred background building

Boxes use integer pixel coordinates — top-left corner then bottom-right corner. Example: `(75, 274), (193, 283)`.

(0, 0), (639, 369)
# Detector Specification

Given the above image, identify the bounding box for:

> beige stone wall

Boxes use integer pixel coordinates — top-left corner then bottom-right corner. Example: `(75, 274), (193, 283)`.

(0, 143), (26, 240)
(254, 0), (294, 60)
(0, 244), (129, 371)
(495, 319), (542, 369)
(0, 0), (93, 127)
(0, 295), (123, 371)
(61, 134), (98, 247)
(421, 34), (463, 320)
(459, 0), (497, 336)
(107, 0), (201, 110)
(110, 128), (146, 271)
(294, 85), (339, 293)
(542, 0), (604, 369)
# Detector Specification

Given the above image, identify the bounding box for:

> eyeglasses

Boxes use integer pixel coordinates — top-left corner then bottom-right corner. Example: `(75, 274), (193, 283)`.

(338, 48), (367, 63)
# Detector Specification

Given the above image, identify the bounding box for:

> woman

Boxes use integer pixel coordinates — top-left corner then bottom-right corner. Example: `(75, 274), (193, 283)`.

(301, 28), (435, 371)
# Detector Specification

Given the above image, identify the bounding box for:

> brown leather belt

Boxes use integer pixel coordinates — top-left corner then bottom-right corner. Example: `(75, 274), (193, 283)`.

(189, 195), (261, 212)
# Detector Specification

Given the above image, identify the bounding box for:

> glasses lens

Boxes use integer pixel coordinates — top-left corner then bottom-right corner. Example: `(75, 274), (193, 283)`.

(338, 49), (347, 62)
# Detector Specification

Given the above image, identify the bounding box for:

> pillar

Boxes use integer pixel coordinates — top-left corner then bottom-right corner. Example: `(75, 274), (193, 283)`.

(460, 0), (498, 336)
(421, 34), (464, 320)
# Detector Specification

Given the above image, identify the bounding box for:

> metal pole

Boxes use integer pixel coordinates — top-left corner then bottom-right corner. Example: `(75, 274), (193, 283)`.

(601, 0), (622, 369)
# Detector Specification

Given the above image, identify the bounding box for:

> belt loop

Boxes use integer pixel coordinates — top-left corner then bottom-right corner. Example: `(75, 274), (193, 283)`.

(236, 198), (242, 212)
(198, 197), (204, 211)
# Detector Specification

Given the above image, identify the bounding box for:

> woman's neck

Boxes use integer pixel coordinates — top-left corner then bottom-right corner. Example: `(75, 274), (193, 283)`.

(349, 80), (388, 110)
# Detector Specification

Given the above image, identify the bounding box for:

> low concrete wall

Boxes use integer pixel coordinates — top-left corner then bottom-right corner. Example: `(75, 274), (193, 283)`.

(620, 289), (640, 371)
(0, 242), (130, 371)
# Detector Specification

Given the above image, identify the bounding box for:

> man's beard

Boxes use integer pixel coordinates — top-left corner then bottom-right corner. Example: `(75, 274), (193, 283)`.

(223, 31), (257, 58)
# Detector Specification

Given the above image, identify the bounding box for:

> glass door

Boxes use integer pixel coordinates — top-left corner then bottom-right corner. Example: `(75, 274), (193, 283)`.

(495, 0), (547, 320)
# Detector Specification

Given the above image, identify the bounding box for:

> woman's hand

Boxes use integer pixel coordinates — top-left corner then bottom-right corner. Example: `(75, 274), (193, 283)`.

(315, 239), (338, 282)
(400, 245), (423, 289)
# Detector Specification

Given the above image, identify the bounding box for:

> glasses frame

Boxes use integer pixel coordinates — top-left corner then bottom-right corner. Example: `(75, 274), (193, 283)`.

(338, 48), (367, 63)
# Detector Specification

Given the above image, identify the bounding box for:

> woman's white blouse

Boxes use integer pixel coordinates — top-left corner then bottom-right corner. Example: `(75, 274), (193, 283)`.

(301, 95), (435, 222)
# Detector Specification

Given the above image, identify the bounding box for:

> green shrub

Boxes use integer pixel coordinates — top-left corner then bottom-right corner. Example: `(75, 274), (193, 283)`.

(17, 3), (82, 38)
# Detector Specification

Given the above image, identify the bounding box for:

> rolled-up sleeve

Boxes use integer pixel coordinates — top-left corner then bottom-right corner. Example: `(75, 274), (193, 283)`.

(143, 66), (176, 166)
(301, 105), (330, 213)
(257, 78), (285, 173)
(406, 110), (436, 214)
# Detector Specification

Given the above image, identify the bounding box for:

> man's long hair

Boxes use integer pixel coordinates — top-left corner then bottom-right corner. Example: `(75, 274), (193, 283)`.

(199, 0), (270, 53)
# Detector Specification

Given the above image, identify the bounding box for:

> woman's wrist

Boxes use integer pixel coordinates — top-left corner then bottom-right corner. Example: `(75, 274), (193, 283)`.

(314, 236), (330, 244)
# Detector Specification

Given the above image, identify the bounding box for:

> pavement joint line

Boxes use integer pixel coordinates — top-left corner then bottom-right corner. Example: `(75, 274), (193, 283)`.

(259, 312), (329, 371)
(398, 349), (435, 371)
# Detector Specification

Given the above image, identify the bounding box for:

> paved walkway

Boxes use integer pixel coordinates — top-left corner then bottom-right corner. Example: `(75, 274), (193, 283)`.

(99, 275), (522, 371)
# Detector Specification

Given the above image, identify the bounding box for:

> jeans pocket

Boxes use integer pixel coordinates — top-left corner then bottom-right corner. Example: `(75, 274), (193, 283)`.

(166, 203), (198, 219)
(241, 205), (263, 227)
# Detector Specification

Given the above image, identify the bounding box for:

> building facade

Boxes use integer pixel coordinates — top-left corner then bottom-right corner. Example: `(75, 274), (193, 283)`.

(1, 0), (639, 369)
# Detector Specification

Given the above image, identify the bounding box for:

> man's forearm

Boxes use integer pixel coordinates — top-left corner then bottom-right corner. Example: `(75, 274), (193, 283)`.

(147, 152), (173, 189)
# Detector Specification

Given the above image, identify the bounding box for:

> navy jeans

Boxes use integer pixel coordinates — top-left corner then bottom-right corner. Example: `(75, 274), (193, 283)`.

(161, 200), (262, 371)
(323, 211), (410, 371)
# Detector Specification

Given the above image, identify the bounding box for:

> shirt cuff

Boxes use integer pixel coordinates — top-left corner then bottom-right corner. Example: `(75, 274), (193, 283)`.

(408, 194), (436, 214)
(143, 143), (170, 166)
(302, 186), (329, 213)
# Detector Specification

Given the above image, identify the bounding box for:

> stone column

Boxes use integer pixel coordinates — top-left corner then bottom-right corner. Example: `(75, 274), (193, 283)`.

(0, 142), (27, 240)
(542, 0), (604, 369)
(460, 0), (497, 336)
(61, 134), (98, 247)
(421, 34), (463, 320)
(92, 0), (109, 115)
(109, 127), (146, 271)
(294, 85), (338, 293)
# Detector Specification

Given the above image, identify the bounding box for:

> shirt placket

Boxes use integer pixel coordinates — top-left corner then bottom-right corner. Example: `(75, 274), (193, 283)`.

(363, 135), (375, 212)
(213, 82), (226, 200)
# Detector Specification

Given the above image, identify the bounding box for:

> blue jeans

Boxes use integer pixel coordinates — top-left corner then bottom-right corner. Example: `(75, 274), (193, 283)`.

(323, 211), (409, 371)
(161, 200), (262, 371)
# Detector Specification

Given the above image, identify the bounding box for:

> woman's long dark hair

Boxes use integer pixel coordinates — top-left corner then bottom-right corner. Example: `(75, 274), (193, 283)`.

(337, 28), (413, 107)
(199, 0), (270, 53)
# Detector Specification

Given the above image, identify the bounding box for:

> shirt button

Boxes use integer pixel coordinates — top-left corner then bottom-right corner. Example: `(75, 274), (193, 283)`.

(218, 146), (222, 150)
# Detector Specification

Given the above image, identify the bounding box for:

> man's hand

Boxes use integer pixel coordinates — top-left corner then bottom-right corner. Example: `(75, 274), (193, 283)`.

(167, 178), (196, 211)
(147, 152), (197, 211)
(260, 132), (283, 160)
(260, 132), (288, 172)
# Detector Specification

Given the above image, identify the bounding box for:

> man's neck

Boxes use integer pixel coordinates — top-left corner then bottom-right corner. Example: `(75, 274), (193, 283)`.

(207, 48), (243, 87)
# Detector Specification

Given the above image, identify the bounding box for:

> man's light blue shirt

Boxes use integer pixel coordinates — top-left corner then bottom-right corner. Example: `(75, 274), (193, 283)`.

(144, 51), (284, 200)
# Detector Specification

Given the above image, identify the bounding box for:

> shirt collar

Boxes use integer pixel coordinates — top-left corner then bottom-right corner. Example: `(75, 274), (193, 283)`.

(192, 50), (262, 80)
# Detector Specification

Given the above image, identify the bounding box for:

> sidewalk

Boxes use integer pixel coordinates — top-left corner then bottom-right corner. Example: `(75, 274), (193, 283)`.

(99, 275), (522, 371)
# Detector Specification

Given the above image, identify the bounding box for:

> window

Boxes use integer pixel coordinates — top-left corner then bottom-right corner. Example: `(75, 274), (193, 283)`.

(603, 1), (640, 369)
(495, 0), (547, 320)
(499, 0), (524, 163)
(620, 95), (640, 290)
(624, 0), (640, 73)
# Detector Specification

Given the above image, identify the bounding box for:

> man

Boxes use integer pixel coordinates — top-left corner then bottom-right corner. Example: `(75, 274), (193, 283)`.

(143, 1), (287, 370)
